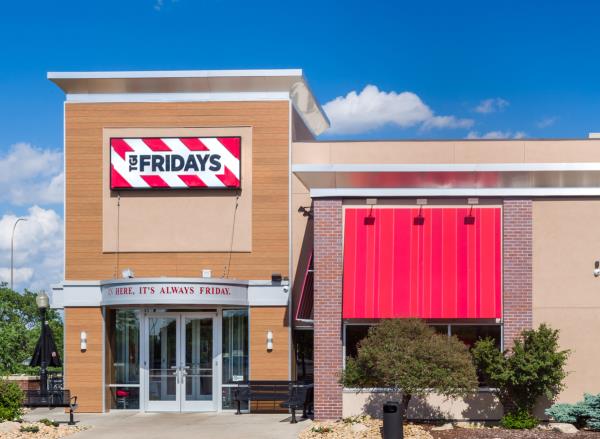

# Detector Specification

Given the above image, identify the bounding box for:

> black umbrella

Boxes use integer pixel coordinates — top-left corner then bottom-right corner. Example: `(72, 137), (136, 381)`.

(30, 321), (62, 368)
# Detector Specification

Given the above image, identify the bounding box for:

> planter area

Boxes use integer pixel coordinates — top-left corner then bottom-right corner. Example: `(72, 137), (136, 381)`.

(300, 417), (600, 439)
(0, 421), (88, 439)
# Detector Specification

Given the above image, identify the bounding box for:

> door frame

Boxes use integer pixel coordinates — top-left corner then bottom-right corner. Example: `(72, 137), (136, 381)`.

(142, 310), (221, 412)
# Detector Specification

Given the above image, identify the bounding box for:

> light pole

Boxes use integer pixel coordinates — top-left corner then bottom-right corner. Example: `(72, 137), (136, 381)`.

(36, 292), (50, 396)
(10, 217), (27, 290)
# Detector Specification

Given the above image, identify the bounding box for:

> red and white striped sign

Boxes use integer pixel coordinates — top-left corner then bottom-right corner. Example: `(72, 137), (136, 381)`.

(110, 137), (241, 189)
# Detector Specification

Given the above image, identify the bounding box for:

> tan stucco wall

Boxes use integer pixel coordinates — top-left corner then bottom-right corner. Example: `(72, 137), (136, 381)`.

(343, 390), (503, 420)
(293, 139), (600, 165)
(533, 199), (600, 403)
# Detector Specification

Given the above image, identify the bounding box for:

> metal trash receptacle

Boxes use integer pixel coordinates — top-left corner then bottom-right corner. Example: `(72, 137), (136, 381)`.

(383, 401), (403, 439)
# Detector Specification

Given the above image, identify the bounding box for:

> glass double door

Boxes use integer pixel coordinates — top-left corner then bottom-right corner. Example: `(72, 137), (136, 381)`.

(146, 313), (216, 412)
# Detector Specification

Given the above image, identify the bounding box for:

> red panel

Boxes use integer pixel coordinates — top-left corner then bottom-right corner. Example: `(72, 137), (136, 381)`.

(342, 207), (502, 319)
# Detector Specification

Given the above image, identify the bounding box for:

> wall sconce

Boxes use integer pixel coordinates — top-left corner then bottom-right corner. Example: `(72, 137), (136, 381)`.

(594, 261), (600, 277)
(80, 331), (87, 351)
(266, 330), (273, 352)
(121, 268), (135, 279)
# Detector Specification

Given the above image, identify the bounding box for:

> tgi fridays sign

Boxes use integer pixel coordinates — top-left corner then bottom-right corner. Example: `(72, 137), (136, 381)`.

(110, 136), (241, 189)
(101, 281), (248, 306)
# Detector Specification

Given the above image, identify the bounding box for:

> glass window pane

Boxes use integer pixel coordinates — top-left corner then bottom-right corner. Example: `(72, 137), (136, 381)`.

(345, 325), (371, 359)
(222, 309), (248, 385)
(451, 325), (501, 350)
(185, 318), (213, 401)
(294, 330), (313, 382)
(111, 310), (140, 385)
(110, 387), (140, 410)
(222, 386), (248, 411)
(430, 325), (449, 336)
(148, 317), (177, 401)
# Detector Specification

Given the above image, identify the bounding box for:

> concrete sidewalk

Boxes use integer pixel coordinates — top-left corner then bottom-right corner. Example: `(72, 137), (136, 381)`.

(24, 408), (311, 439)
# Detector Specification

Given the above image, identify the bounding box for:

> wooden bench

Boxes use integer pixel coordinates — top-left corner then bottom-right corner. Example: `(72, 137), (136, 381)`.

(23, 390), (78, 425)
(233, 381), (313, 423)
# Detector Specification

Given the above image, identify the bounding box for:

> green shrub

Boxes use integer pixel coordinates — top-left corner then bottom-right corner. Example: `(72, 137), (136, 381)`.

(0, 380), (24, 421)
(311, 425), (333, 433)
(546, 393), (600, 430)
(20, 424), (40, 433)
(500, 409), (539, 429)
(341, 319), (478, 414)
(39, 418), (59, 427)
(472, 324), (569, 420)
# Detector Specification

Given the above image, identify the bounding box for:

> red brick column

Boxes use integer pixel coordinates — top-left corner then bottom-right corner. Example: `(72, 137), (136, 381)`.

(313, 198), (344, 420)
(503, 199), (533, 350)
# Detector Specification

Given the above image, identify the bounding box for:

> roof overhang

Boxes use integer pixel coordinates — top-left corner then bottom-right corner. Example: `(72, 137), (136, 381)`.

(47, 69), (330, 136)
(292, 163), (600, 197)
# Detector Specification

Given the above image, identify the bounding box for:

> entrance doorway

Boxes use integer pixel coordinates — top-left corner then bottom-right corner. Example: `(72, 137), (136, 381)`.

(145, 313), (217, 411)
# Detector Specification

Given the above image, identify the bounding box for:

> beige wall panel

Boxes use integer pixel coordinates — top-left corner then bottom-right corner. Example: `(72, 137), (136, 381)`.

(292, 142), (330, 164)
(453, 141), (525, 163)
(64, 307), (104, 412)
(249, 307), (289, 380)
(293, 139), (600, 166)
(534, 308), (600, 402)
(102, 127), (252, 253)
(329, 141), (455, 164)
(65, 101), (289, 281)
(533, 199), (600, 402)
(292, 174), (309, 195)
(525, 140), (600, 163)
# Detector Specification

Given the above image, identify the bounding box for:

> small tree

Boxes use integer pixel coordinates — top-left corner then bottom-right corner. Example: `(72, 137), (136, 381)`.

(472, 324), (569, 423)
(342, 319), (478, 414)
(0, 284), (64, 374)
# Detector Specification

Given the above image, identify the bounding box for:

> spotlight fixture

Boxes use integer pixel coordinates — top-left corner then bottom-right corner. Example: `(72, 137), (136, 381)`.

(121, 268), (135, 279)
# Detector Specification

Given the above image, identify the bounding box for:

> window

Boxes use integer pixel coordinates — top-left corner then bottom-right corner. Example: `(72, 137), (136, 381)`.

(294, 329), (313, 382)
(343, 321), (502, 386)
(108, 309), (140, 409)
(221, 309), (248, 410)
(344, 325), (371, 359)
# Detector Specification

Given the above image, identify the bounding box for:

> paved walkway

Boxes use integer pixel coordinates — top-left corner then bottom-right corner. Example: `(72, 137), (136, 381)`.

(24, 408), (311, 439)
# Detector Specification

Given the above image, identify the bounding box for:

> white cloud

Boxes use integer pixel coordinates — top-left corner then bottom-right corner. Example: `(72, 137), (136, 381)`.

(474, 98), (509, 114)
(323, 85), (474, 135)
(537, 116), (558, 128)
(0, 206), (63, 292)
(154, 0), (178, 10)
(0, 143), (63, 206)
(466, 130), (526, 140)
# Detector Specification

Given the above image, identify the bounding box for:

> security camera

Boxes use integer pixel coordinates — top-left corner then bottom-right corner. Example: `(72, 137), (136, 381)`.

(594, 261), (600, 277)
(282, 285), (289, 293)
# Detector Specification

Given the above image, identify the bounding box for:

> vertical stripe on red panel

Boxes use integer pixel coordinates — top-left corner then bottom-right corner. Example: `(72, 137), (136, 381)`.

(342, 210), (356, 318)
(430, 209), (443, 318)
(494, 208), (503, 318)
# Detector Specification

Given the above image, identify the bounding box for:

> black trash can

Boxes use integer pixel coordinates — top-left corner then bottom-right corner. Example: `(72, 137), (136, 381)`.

(383, 401), (403, 439)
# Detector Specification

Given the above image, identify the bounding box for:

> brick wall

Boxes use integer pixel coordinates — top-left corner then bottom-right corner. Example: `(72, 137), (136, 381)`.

(313, 199), (344, 420)
(503, 199), (533, 349)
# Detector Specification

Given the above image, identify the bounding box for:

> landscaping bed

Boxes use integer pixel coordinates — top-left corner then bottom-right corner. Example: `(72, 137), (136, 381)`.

(429, 425), (600, 438)
(299, 417), (600, 439)
(0, 421), (88, 439)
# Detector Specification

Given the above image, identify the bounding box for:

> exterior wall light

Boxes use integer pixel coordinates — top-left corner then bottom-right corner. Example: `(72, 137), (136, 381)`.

(266, 330), (273, 352)
(121, 268), (135, 279)
(80, 331), (87, 352)
(594, 261), (600, 277)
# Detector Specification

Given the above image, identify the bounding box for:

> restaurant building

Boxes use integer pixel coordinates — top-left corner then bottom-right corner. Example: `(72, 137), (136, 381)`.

(49, 70), (600, 420)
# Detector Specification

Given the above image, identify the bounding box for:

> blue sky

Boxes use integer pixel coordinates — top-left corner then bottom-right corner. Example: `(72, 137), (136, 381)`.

(1, 0), (600, 291)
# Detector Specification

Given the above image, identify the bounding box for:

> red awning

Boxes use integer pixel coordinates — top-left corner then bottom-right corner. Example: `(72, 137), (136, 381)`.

(343, 207), (502, 319)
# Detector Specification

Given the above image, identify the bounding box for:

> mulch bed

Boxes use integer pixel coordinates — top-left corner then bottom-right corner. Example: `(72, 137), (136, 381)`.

(428, 426), (600, 439)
